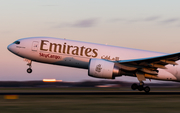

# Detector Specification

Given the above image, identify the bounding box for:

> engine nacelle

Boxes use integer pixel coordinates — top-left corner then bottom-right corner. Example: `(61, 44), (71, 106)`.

(88, 59), (121, 79)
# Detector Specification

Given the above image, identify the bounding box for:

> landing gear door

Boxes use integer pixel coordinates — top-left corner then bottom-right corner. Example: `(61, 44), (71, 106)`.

(32, 41), (39, 52)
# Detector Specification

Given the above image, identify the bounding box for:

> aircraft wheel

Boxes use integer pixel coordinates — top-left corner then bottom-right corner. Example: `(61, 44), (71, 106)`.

(138, 85), (144, 91)
(131, 83), (138, 90)
(144, 86), (150, 93)
(27, 68), (32, 73)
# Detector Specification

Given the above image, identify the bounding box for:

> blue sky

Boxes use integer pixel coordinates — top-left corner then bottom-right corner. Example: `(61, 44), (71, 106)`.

(1, 0), (180, 82)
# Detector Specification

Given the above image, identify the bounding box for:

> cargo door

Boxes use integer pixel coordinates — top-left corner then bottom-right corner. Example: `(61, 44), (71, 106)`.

(32, 41), (39, 52)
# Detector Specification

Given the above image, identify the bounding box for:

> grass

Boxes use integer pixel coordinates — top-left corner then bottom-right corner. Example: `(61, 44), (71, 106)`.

(1, 95), (180, 113)
(0, 87), (180, 113)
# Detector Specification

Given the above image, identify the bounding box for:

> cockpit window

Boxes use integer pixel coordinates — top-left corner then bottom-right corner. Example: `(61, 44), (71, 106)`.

(14, 41), (20, 45)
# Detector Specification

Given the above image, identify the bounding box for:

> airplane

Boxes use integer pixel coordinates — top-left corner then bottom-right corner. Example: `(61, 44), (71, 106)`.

(7, 37), (180, 93)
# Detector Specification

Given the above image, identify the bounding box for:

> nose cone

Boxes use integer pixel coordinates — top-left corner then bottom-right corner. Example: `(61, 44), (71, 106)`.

(8, 40), (22, 56)
(7, 43), (17, 55)
(7, 44), (13, 52)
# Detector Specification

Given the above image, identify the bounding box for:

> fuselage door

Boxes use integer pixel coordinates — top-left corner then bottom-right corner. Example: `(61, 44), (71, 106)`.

(32, 41), (39, 52)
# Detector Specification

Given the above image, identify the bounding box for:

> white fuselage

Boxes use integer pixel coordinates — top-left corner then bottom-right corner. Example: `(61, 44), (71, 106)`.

(7, 37), (180, 82)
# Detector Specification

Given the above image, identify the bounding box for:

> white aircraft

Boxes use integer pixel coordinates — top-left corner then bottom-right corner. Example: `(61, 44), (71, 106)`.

(7, 37), (180, 93)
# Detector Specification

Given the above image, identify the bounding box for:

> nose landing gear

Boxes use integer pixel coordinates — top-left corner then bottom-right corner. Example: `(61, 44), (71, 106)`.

(24, 58), (32, 73)
(131, 81), (150, 93)
(27, 68), (32, 73)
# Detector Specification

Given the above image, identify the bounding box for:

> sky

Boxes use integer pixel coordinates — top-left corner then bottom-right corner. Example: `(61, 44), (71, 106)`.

(1, 0), (180, 82)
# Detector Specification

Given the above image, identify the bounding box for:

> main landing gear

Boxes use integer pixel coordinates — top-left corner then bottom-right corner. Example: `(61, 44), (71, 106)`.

(24, 59), (32, 73)
(131, 81), (150, 93)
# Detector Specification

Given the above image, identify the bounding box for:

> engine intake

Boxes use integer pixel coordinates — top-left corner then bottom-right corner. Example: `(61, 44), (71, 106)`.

(88, 59), (121, 79)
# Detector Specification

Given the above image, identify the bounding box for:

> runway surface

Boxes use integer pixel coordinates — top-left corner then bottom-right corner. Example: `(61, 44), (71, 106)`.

(1, 91), (180, 95)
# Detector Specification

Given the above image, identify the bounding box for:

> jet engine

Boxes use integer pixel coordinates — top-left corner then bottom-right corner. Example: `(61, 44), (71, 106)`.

(88, 59), (122, 79)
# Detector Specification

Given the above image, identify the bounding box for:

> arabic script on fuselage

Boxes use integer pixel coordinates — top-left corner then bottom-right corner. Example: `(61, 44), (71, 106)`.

(101, 55), (119, 61)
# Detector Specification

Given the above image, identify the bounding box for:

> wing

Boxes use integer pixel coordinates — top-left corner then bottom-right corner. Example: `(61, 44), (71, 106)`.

(115, 52), (180, 81)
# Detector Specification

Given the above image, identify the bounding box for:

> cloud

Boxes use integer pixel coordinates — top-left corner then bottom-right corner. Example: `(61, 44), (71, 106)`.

(108, 16), (180, 27)
(109, 16), (161, 23)
(161, 18), (180, 24)
(143, 16), (160, 21)
(73, 18), (98, 27)
(128, 19), (142, 23)
(108, 18), (126, 22)
(56, 18), (98, 28)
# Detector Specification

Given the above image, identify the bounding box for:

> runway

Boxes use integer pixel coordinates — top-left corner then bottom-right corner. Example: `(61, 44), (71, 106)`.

(1, 91), (180, 95)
